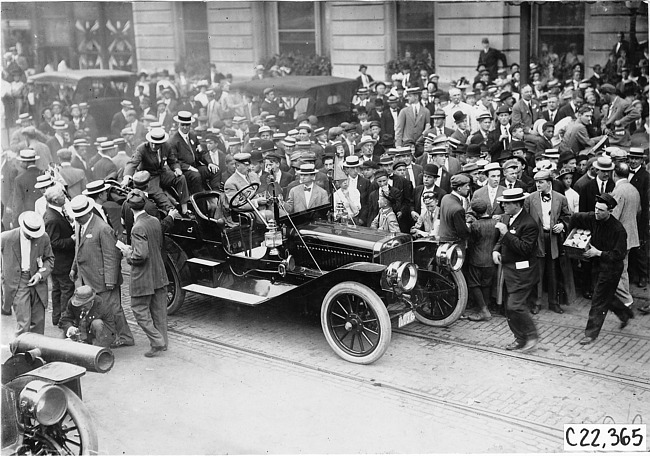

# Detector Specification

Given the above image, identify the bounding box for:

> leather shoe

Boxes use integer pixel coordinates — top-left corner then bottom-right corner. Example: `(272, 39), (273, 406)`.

(144, 346), (164, 358)
(505, 340), (523, 351)
(638, 278), (647, 288)
(468, 312), (492, 322)
(520, 338), (538, 353)
(579, 336), (595, 345)
(549, 305), (564, 314)
(531, 305), (541, 315)
(583, 291), (593, 299)
(1, 309), (12, 316)
(638, 305), (650, 315)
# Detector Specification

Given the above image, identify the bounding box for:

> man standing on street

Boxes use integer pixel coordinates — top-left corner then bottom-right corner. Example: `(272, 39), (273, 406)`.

(1, 211), (54, 335)
(122, 191), (169, 358)
(493, 188), (540, 352)
(438, 174), (471, 250)
(570, 194), (634, 345)
(69, 195), (134, 349)
(42, 184), (75, 326)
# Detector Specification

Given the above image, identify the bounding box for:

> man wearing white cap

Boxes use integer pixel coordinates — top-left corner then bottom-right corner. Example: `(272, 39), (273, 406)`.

(69, 194), (134, 348)
(1, 211), (54, 335)
(110, 100), (134, 137)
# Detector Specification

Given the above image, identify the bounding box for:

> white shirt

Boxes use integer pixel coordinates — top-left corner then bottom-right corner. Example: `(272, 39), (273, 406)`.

(488, 185), (498, 206)
(20, 231), (31, 272)
(80, 214), (94, 238)
(596, 177), (608, 194)
(347, 175), (361, 208)
(303, 184), (313, 206)
(540, 192), (552, 230)
(565, 187), (580, 214)
(406, 165), (416, 186)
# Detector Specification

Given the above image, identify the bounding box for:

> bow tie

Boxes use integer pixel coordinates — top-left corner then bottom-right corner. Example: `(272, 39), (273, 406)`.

(304, 186), (312, 192)
(541, 192), (551, 202)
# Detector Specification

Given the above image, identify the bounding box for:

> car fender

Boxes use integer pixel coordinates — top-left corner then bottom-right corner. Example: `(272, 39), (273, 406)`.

(296, 262), (387, 302)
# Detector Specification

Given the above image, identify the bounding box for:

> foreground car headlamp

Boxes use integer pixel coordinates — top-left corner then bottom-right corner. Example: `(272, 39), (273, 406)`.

(19, 380), (67, 425)
(385, 261), (418, 292)
(436, 243), (464, 271)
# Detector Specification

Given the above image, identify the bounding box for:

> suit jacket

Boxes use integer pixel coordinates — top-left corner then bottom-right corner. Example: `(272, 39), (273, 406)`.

(524, 191), (571, 259)
(604, 97), (631, 129)
(438, 193), (470, 244)
(125, 142), (180, 178)
(411, 184), (446, 215)
(46, 135), (66, 160)
(285, 183), (329, 214)
(381, 108), (398, 140)
(1, 228), (54, 310)
(224, 170), (262, 212)
(578, 177), (614, 213)
(72, 214), (122, 292)
(169, 131), (213, 171)
(127, 213), (167, 297)
(13, 166), (41, 225)
(395, 105), (430, 147)
(59, 294), (116, 340)
(629, 167), (649, 227)
(542, 109), (560, 124)
(91, 156), (118, 181)
(58, 164), (87, 198)
(110, 111), (129, 137)
(555, 102), (577, 123)
(259, 170), (293, 196)
(487, 126), (510, 158)
(511, 98), (541, 130)
(42, 206), (75, 272)
(349, 175), (372, 224)
(471, 185), (505, 217)
(494, 209), (539, 293)
(611, 180), (641, 249)
(469, 130), (490, 147)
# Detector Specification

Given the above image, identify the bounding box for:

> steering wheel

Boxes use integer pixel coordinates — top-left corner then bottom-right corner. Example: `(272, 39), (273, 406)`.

(229, 182), (260, 210)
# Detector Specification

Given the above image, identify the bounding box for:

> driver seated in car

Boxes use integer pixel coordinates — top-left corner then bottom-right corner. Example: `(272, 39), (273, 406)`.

(59, 285), (116, 348)
(284, 163), (330, 214)
(224, 152), (273, 223)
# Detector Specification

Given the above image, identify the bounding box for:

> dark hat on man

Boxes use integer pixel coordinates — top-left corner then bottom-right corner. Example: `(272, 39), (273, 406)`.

(71, 285), (96, 307)
(470, 199), (488, 214)
(498, 91), (513, 102)
(558, 167), (574, 179)
(467, 144), (482, 158)
(596, 193), (617, 209)
(599, 84), (616, 95)
(453, 111), (467, 123)
(496, 105), (511, 115)
(257, 139), (276, 154)
(510, 140), (527, 152)
(423, 163), (439, 177)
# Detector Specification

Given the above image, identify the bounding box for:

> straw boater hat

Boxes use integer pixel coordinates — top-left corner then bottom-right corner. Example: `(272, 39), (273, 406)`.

(297, 163), (317, 175)
(593, 156), (615, 171)
(173, 110), (195, 124)
(343, 156), (360, 168)
(70, 195), (94, 218)
(83, 180), (111, 196)
(628, 147), (645, 158)
(483, 162), (502, 174)
(34, 174), (54, 189)
(145, 127), (169, 144)
(497, 188), (527, 203)
(71, 285), (96, 307)
(52, 120), (68, 130)
(17, 149), (39, 162)
(18, 211), (45, 238)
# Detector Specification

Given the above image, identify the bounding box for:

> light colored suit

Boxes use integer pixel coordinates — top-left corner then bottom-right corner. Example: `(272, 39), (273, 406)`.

(395, 104), (430, 147)
(511, 98), (541, 131)
(285, 183), (329, 214)
(612, 179), (640, 250)
(1, 228), (54, 334)
(224, 170), (262, 212)
(471, 185), (505, 217)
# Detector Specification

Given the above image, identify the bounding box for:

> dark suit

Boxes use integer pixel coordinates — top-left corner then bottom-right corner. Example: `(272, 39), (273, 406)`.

(578, 178), (614, 213)
(13, 166), (41, 226)
(381, 108), (399, 141)
(1, 229), (54, 335)
(71, 155), (94, 183)
(127, 212), (168, 349)
(43, 206), (75, 325)
(91, 156), (118, 181)
(348, 175), (372, 225)
(555, 102), (578, 123)
(494, 209), (539, 344)
(110, 110), (129, 137)
(541, 109), (560, 124)
(629, 167), (649, 283)
(487, 126), (510, 158)
(46, 135), (66, 160)
(366, 186), (402, 228)
(478, 47), (507, 80)
(72, 214), (133, 346)
(411, 184), (446, 215)
(168, 131), (219, 193)
(471, 185), (505, 217)
(438, 193), (470, 246)
(59, 294), (115, 347)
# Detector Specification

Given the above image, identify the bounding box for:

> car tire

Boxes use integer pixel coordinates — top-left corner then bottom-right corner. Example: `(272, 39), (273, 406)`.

(414, 268), (468, 327)
(320, 282), (391, 365)
(165, 255), (186, 315)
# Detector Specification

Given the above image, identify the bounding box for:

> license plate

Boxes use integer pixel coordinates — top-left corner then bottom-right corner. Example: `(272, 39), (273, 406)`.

(398, 310), (416, 328)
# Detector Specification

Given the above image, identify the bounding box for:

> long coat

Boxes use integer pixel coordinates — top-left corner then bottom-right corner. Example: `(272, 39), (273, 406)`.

(611, 180), (641, 250)
(128, 213), (167, 297)
(1, 228), (54, 310)
(72, 214), (122, 292)
(494, 209), (539, 294)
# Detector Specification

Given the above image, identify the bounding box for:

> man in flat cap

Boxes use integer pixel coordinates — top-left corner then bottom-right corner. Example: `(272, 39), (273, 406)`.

(569, 193), (634, 345)
(438, 173), (471, 249)
(59, 285), (115, 347)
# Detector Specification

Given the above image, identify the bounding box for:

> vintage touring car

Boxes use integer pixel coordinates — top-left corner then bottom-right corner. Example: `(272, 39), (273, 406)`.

(161, 184), (467, 364)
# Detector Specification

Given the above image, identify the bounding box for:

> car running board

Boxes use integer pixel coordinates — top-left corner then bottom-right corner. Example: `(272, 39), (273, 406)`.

(186, 258), (224, 267)
(181, 284), (266, 306)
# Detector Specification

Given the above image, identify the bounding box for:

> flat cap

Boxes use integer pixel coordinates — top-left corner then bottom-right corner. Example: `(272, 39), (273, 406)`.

(450, 173), (471, 187)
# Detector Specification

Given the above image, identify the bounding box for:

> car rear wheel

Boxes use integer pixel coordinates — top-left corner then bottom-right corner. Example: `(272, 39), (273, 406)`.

(413, 267), (468, 327)
(320, 282), (391, 365)
(165, 255), (186, 315)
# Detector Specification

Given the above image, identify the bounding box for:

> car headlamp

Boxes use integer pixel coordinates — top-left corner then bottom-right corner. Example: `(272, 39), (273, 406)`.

(435, 243), (464, 271)
(385, 261), (418, 292)
(19, 380), (67, 426)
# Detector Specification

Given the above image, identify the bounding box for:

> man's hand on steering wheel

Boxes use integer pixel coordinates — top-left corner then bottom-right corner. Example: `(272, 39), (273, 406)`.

(229, 182), (261, 210)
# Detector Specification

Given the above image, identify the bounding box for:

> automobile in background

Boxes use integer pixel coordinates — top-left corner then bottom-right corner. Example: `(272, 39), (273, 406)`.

(28, 69), (137, 136)
(231, 75), (357, 130)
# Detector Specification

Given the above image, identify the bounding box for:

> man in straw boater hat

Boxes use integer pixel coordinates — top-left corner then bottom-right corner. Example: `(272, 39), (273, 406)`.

(284, 163), (329, 214)
(12, 148), (42, 226)
(59, 285), (116, 347)
(569, 193), (634, 345)
(1, 211), (54, 335)
(122, 127), (192, 216)
(493, 188), (540, 352)
(69, 194), (134, 349)
(168, 110), (220, 194)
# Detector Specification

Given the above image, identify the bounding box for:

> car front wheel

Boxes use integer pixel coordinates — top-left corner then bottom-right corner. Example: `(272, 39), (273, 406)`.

(320, 282), (391, 365)
(164, 255), (186, 315)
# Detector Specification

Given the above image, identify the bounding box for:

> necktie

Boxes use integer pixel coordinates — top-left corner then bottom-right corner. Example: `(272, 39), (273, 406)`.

(600, 181), (605, 194)
(414, 105), (419, 117)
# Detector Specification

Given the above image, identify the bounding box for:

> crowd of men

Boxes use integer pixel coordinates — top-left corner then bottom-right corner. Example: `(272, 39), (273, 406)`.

(1, 35), (649, 354)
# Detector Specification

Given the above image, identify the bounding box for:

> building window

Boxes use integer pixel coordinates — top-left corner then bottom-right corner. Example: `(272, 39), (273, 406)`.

(278, 2), (318, 55)
(396, 2), (435, 61)
(182, 2), (209, 75)
(535, 2), (585, 79)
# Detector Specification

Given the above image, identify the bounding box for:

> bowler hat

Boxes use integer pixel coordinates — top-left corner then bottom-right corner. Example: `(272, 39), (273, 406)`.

(453, 111), (467, 123)
(423, 163), (439, 177)
(18, 211), (45, 238)
(257, 139), (276, 154)
(498, 91), (513, 102)
(467, 144), (482, 158)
